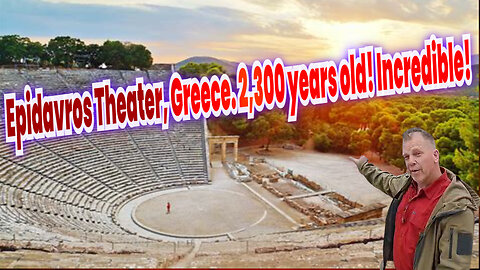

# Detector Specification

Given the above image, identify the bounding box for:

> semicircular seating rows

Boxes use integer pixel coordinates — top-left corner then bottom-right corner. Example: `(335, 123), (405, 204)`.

(0, 68), (209, 242)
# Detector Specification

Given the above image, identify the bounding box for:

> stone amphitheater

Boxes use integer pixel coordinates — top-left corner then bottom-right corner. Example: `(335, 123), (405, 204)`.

(0, 68), (478, 268)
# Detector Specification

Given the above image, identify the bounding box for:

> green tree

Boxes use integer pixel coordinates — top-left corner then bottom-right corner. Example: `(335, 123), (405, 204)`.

(429, 109), (467, 123)
(85, 44), (102, 68)
(100, 40), (128, 69)
(436, 137), (456, 154)
(453, 148), (479, 192)
(379, 132), (404, 168)
(25, 41), (48, 65)
(206, 66), (224, 76)
(326, 123), (355, 154)
(248, 111), (295, 151)
(433, 118), (467, 152)
(452, 109), (479, 192)
(313, 133), (332, 152)
(328, 102), (379, 127)
(401, 114), (427, 133)
(125, 43), (153, 70)
(0, 35), (29, 64)
(231, 118), (249, 134)
(294, 106), (332, 139)
(349, 129), (371, 154)
(178, 62), (226, 78)
(47, 36), (86, 67)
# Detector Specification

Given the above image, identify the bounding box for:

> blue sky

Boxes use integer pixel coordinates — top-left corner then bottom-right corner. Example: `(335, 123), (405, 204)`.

(0, 0), (478, 64)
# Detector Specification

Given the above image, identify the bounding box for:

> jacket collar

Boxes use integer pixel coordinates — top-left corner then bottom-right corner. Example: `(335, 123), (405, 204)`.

(410, 169), (450, 200)
(404, 167), (479, 211)
(418, 167), (479, 229)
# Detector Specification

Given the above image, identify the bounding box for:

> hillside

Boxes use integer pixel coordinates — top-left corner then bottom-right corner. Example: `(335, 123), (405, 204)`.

(175, 56), (238, 75)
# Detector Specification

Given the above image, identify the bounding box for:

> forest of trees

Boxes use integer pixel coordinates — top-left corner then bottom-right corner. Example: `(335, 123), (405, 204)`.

(180, 62), (479, 192)
(0, 35), (153, 70)
(209, 94), (479, 192)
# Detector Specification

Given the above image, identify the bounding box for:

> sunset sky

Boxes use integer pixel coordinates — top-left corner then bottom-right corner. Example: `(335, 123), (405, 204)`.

(0, 0), (478, 64)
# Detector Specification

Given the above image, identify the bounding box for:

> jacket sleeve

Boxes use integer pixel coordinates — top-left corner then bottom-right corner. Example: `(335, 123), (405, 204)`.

(357, 160), (407, 198)
(436, 210), (475, 270)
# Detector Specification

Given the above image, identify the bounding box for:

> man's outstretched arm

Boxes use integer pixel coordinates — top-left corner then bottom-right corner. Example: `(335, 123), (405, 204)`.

(350, 156), (408, 198)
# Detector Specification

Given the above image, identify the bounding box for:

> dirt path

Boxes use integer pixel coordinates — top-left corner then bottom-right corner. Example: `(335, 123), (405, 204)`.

(169, 240), (201, 268)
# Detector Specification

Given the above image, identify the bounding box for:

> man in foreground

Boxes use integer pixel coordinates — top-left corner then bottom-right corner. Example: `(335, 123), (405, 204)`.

(350, 127), (479, 270)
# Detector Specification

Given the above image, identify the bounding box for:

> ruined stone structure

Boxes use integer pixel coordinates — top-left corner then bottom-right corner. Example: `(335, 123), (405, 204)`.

(207, 135), (239, 162)
(243, 159), (386, 227)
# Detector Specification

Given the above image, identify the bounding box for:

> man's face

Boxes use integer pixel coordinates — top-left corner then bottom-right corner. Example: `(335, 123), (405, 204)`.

(402, 133), (440, 187)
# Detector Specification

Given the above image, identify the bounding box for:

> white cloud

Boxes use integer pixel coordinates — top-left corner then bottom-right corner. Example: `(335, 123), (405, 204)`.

(5, 0), (479, 63)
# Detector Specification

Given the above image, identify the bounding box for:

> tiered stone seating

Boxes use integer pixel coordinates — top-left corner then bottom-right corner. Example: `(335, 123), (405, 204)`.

(39, 136), (133, 197)
(168, 121), (209, 183)
(0, 69), (28, 92)
(89, 70), (126, 89)
(0, 92), (124, 236)
(22, 69), (69, 94)
(2, 142), (109, 205)
(0, 68), (209, 243)
(84, 129), (163, 190)
(57, 69), (95, 92)
(0, 220), (73, 241)
(120, 70), (149, 86)
(127, 126), (183, 186)
(0, 178), (124, 235)
(146, 69), (172, 83)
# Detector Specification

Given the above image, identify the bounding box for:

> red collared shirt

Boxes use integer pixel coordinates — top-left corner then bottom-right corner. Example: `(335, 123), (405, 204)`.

(393, 170), (451, 270)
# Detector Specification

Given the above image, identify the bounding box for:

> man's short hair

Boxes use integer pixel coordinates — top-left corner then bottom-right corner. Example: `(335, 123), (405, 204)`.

(402, 127), (436, 148)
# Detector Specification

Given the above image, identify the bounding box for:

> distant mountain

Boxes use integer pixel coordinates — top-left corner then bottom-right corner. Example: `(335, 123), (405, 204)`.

(175, 56), (238, 75)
